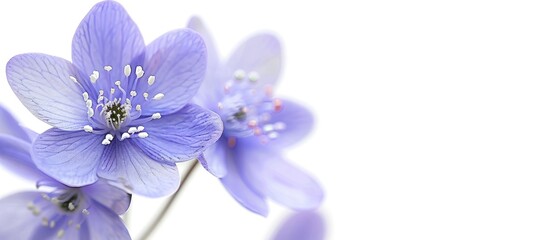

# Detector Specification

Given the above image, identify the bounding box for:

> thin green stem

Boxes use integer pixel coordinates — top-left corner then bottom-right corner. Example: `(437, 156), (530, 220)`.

(138, 160), (199, 240)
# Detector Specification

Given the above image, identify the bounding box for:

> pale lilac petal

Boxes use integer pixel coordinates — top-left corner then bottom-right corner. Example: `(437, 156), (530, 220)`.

(187, 16), (224, 107)
(138, 29), (207, 115)
(200, 140), (228, 178)
(220, 153), (268, 216)
(97, 141), (179, 197)
(133, 103), (222, 163)
(24, 127), (39, 141)
(266, 99), (314, 148)
(238, 147), (324, 210)
(72, 0), (145, 88)
(30, 228), (57, 240)
(0, 106), (30, 141)
(272, 211), (326, 240)
(6, 54), (90, 130)
(86, 203), (131, 240)
(84, 180), (131, 215)
(0, 192), (44, 239)
(0, 135), (51, 182)
(33, 128), (103, 187)
(226, 34), (282, 88)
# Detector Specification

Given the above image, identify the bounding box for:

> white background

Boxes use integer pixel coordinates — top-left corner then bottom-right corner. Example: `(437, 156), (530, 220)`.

(1, 0), (549, 239)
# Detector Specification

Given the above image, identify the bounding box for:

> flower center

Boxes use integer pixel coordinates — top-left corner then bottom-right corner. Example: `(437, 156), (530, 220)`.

(58, 193), (80, 213)
(26, 181), (91, 238)
(70, 65), (166, 145)
(218, 69), (286, 144)
(104, 100), (130, 130)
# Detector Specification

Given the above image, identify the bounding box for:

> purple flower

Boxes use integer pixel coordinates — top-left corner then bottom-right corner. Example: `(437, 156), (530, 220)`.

(6, 1), (223, 197)
(0, 106), (131, 239)
(188, 17), (323, 216)
(272, 211), (326, 240)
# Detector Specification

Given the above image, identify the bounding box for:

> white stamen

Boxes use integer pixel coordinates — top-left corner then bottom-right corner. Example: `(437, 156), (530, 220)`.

(57, 229), (65, 238)
(147, 76), (156, 85)
(110, 88), (115, 95)
(152, 93), (164, 100)
(137, 126), (145, 132)
(135, 105), (142, 111)
(82, 92), (89, 101)
(89, 71), (99, 83)
(234, 69), (246, 80)
(152, 113), (161, 119)
(263, 124), (274, 132)
(41, 217), (49, 226)
(104, 65), (113, 71)
(121, 132), (131, 140)
(115, 80), (121, 86)
(83, 125), (93, 133)
(68, 202), (75, 211)
(136, 66), (144, 78)
(217, 102), (223, 110)
(143, 92), (149, 100)
(138, 132), (149, 138)
(69, 76), (78, 83)
(274, 122), (286, 130)
(86, 99), (92, 108)
(268, 132), (278, 139)
(102, 139), (111, 145)
(87, 108), (94, 117)
(49, 220), (55, 228)
(41, 194), (50, 200)
(248, 71), (260, 82)
(105, 134), (114, 141)
(128, 127), (137, 134)
(130, 91), (137, 97)
(82, 209), (90, 215)
(99, 90), (104, 95)
(124, 65), (131, 77)
(32, 208), (40, 216)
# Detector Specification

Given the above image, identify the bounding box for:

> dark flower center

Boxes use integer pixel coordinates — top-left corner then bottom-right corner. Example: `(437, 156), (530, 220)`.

(233, 107), (248, 121)
(217, 69), (285, 142)
(58, 193), (80, 212)
(105, 101), (128, 129)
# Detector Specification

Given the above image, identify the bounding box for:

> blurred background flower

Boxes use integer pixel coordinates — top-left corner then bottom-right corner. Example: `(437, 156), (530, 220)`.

(189, 16), (323, 216)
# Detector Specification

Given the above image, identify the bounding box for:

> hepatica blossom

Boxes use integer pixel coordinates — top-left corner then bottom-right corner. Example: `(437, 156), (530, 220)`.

(188, 17), (323, 216)
(6, 1), (222, 197)
(0, 106), (131, 239)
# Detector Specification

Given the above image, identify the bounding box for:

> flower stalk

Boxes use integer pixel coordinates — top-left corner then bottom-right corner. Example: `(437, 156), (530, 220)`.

(138, 160), (199, 240)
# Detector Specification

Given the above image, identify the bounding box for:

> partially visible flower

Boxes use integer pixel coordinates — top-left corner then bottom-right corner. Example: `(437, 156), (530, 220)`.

(271, 211), (326, 240)
(188, 17), (323, 216)
(0, 106), (131, 239)
(6, 1), (223, 197)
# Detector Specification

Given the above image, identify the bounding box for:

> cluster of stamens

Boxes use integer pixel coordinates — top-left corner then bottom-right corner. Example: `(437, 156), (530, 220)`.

(70, 65), (166, 145)
(218, 69), (286, 146)
(27, 183), (90, 238)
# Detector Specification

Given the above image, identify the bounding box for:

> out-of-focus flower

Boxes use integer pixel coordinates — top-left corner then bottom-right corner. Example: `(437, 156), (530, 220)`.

(0, 106), (131, 239)
(272, 211), (326, 240)
(188, 17), (323, 216)
(6, 1), (223, 197)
